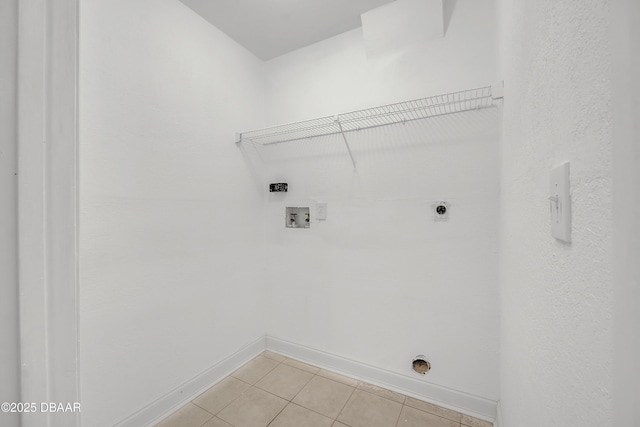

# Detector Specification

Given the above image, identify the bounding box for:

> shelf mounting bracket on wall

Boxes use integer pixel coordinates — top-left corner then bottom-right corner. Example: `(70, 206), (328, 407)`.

(335, 115), (357, 170)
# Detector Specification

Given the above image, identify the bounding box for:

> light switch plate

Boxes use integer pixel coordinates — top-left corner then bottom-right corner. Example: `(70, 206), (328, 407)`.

(549, 162), (571, 242)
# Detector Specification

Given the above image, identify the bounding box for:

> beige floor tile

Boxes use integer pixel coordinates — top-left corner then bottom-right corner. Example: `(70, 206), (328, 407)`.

(193, 376), (251, 414)
(158, 355), (489, 427)
(357, 382), (406, 404)
(283, 358), (321, 374)
(202, 417), (233, 427)
(231, 355), (279, 385)
(397, 405), (459, 427)
(404, 397), (462, 422)
(269, 403), (333, 427)
(262, 351), (287, 362)
(292, 376), (355, 418)
(217, 387), (287, 427)
(461, 414), (493, 427)
(337, 389), (402, 427)
(155, 402), (213, 427)
(255, 363), (314, 400)
(317, 369), (360, 387)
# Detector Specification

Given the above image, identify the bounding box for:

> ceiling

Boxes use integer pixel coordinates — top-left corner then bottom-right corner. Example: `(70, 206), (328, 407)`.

(180, 0), (396, 61)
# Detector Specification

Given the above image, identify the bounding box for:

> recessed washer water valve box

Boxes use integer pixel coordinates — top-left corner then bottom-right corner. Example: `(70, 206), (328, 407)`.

(286, 207), (310, 229)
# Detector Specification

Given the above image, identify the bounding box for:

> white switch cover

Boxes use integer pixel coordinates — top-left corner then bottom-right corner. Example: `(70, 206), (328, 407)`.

(549, 162), (571, 243)
(316, 202), (327, 221)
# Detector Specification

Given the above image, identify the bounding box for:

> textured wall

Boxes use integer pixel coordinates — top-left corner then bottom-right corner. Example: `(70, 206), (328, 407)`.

(498, 0), (613, 425)
(260, 0), (500, 406)
(79, 1), (266, 425)
(612, 0), (640, 425)
(0, 1), (20, 426)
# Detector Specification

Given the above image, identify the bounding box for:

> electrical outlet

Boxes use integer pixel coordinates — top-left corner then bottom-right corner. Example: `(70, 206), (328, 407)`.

(316, 202), (327, 221)
(433, 201), (449, 221)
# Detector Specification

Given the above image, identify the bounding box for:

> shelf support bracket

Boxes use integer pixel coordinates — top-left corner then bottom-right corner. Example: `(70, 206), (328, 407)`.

(491, 80), (504, 100)
(335, 115), (357, 171)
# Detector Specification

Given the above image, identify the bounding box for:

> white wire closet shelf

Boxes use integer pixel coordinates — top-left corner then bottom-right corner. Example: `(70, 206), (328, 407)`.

(236, 85), (501, 147)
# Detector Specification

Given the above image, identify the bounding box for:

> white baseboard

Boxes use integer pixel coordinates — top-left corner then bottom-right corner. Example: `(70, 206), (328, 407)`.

(495, 400), (504, 427)
(266, 336), (497, 423)
(115, 336), (266, 427)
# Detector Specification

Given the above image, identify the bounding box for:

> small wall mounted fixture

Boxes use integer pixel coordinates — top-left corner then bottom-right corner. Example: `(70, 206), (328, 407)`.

(549, 162), (571, 242)
(286, 207), (310, 229)
(412, 355), (431, 374)
(433, 201), (449, 221)
(270, 183), (288, 192)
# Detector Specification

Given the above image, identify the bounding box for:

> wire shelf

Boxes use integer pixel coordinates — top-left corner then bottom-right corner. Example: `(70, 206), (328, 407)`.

(237, 86), (497, 146)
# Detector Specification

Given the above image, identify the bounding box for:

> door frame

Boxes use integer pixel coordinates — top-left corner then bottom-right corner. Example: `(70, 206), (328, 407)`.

(17, 1), (80, 426)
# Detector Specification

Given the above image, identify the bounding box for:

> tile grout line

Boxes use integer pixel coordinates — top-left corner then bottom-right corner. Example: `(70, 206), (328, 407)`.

(192, 376), (254, 422)
(261, 356), (334, 426)
(304, 373), (353, 423)
(355, 387), (403, 406)
(277, 369), (339, 423)
(196, 355), (284, 426)
(238, 355), (287, 427)
(257, 358), (403, 426)
(263, 398), (288, 427)
(189, 400), (215, 417)
(261, 365), (361, 425)
(333, 378), (358, 426)
(393, 403), (404, 427)
(195, 408), (214, 427)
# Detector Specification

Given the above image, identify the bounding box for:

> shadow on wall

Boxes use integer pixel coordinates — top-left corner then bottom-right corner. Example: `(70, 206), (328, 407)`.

(443, 0), (458, 36)
(236, 140), (266, 190)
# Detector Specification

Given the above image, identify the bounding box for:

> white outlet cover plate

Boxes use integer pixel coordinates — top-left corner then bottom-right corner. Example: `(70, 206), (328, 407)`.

(316, 202), (327, 221)
(550, 162), (571, 242)
(433, 201), (449, 221)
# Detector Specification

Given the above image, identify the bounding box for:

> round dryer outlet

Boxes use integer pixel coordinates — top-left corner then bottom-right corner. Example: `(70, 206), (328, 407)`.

(433, 201), (449, 221)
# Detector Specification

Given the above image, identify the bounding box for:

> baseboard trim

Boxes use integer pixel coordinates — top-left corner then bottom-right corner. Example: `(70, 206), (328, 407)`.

(495, 400), (504, 427)
(115, 336), (266, 427)
(266, 336), (497, 422)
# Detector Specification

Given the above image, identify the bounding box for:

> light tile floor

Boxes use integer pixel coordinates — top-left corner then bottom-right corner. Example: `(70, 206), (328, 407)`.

(156, 351), (493, 427)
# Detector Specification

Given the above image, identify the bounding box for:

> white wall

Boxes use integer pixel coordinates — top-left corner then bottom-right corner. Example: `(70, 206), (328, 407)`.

(79, 0), (266, 425)
(261, 0), (500, 409)
(265, 0), (498, 124)
(498, 1), (613, 426)
(612, 0), (640, 425)
(0, 1), (20, 426)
